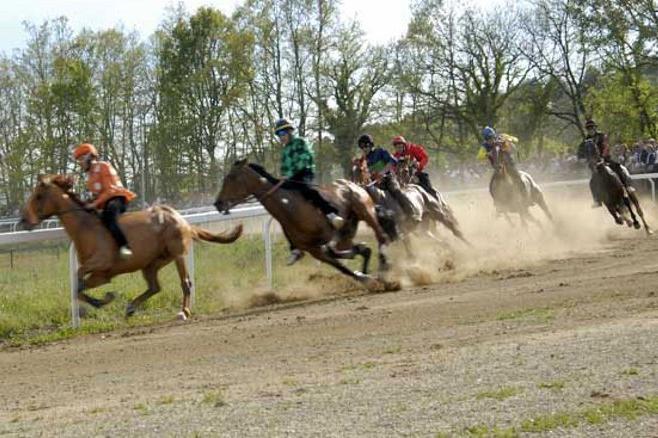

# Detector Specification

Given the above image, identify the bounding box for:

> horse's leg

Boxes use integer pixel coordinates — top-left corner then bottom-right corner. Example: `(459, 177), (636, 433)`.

(621, 196), (640, 228)
(126, 258), (170, 316)
(534, 191), (553, 222)
(525, 210), (542, 229)
(308, 247), (378, 290)
(605, 203), (624, 225)
(324, 241), (372, 274)
(174, 256), (193, 319)
(352, 198), (390, 273)
(76, 269), (114, 309)
(426, 201), (468, 244)
(627, 191), (653, 234)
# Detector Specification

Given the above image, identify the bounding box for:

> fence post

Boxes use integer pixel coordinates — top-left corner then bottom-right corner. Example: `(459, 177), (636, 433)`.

(186, 242), (196, 307)
(262, 217), (274, 290)
(68, 243), (80, 328)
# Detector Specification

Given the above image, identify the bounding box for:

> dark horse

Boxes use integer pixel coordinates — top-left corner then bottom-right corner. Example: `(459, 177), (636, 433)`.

(588, 159), (653, 235)
(489, 150), (553, 226)
(214, 160), (396, 290)
(21, 175), (243, 319)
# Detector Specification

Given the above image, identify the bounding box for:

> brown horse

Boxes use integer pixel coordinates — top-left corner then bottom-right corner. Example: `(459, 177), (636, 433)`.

(214, 160), (394, 289)
(20, 175), (243, 318)
(590, 161), (653, 234)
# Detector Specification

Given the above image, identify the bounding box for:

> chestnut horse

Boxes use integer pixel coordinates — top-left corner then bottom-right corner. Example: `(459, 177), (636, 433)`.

(214, 160), (393, 289)
(20, 175), (243, 318)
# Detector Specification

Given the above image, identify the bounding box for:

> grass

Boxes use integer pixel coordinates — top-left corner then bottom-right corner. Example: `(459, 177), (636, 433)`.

(0, 223), (367, 346)
(464, 394), (658, 436)
(537, 380), (566, 391)
(621, 368), (639, 376)
(495, 307), (554, 323)
(475, 386), (521, 401)
(201, 389), (226, 407)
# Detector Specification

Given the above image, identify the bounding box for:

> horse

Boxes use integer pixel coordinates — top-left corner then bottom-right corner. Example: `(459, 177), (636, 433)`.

(489, 150), (553, 227)
(20, 175), (243, 319)
(590, 160), (653, 234)
(214, 160), (395, 290)
(351, 158), (468, 245)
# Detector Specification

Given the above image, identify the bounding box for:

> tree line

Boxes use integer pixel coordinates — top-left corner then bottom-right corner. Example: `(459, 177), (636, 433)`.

(0, 0), (656, 215)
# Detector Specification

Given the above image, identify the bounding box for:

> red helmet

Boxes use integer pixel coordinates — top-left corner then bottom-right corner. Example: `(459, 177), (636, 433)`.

(72, 143), (98, 159)
(391, 135), (407, 146)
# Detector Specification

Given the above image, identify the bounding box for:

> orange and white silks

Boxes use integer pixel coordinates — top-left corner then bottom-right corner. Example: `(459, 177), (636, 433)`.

(86, 161), (136, 209)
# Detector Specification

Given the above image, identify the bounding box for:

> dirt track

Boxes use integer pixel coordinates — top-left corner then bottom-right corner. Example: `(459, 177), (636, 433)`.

(1, 194), (658, 437)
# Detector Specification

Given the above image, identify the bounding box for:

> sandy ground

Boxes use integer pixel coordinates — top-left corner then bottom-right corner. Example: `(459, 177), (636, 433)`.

(1, 191), (658, 437)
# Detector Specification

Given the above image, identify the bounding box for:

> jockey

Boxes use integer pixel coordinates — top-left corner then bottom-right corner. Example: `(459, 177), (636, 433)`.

(577, 119), (635, 207)
(275, 118), (344, 265)
(73, 143), (136, 260)
(481, 126), (526, 195)
(357, 134), (396, 181)
(391, 135), (439, 198)
(358, 133), (418, 222)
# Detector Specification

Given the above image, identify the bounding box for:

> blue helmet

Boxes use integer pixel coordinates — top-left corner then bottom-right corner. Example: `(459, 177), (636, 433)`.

(482, 126), (496, 140)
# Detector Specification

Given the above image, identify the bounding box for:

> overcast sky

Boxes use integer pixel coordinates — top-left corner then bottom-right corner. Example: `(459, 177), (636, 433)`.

(0, 0), (503, 54)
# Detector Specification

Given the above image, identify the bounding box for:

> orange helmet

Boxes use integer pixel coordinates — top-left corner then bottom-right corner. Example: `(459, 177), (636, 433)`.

(73, 143), (98, 159)
(391, 135), (407, 146)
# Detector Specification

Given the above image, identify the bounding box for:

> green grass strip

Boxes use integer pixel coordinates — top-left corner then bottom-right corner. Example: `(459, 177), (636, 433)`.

(464, 394), (658, 437)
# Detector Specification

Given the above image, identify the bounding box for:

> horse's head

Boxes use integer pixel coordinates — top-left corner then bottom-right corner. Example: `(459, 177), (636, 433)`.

(395, 157), (415, 185)
(21, 175), (75, 230)
(214, 159), (264, 213)
(351, 157), (371, 185)
(380, 172), (401, 192)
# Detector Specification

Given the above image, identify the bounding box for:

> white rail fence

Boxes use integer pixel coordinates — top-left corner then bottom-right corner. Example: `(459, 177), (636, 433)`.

(1, 172), (657, 327)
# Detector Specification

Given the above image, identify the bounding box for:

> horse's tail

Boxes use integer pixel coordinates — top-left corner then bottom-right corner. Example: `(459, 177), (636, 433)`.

(191, 224), (243, 244)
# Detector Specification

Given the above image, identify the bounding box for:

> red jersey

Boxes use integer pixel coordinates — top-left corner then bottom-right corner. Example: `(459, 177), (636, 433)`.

(393, 143), (429, 171)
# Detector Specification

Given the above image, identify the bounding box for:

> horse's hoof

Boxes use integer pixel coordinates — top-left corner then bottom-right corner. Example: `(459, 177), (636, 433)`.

(183, 307), (191, 318)
(176, 311), (188, 321)
(646, 228), (654, 236)
(634, 222), (641, 230)
(126, 303), (136, 317)
(355, 272), (379, 290)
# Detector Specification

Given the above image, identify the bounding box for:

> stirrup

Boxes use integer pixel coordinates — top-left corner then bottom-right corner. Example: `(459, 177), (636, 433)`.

(327, 213), (345, 230)
(119, 245), (133, 260)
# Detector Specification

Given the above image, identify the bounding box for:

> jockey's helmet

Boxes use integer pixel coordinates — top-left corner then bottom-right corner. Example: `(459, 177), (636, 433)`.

(358, 134), (374, 148)
(73, 143), (98, 160)
(273, 118), (295, 135)
(391, 135), (407, 146)
(482, 126), (496, 140)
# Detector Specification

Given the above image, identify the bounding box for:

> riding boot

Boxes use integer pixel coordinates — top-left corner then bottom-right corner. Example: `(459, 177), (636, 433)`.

(416, 172), (438, 199)
(291, 177), (345, 230)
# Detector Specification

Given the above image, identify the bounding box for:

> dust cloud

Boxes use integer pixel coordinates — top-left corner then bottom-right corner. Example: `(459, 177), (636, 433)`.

(220, 186), (656, 308)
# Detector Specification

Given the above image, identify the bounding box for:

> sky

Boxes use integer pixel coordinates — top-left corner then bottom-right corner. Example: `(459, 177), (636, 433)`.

(0, 0), (503, 54)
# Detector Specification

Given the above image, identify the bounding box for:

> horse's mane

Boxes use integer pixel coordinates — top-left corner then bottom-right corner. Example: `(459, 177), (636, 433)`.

(247, 163), (279, 184)
(48, 175), (87, 207)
